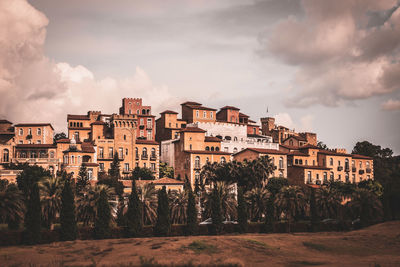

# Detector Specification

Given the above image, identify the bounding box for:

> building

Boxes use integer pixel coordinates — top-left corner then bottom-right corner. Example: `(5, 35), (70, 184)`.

(233, 148), (288, 178)
(14, 123), (54, 145)
(0, 120), (15, 167)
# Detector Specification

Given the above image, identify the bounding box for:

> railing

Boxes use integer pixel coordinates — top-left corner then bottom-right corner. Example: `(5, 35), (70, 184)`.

(147, 124), (152, 129)
(136, 154), (139, 160)
(337, 166), (343, 171)
(13, 158), (58, 164)
(345, 166), (350, 172)
(366, 168), (372, 173)
(359, 169), (365, 174)
(150, 155), (157, 161)
(141, 154), (148, 160)
(352, 167), (356, 172)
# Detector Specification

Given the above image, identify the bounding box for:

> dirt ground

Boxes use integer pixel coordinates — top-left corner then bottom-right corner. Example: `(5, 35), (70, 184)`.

(1, 221), (399, 267)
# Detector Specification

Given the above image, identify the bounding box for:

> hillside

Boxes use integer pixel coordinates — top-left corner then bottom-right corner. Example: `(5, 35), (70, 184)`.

(1, 221), (399, 266)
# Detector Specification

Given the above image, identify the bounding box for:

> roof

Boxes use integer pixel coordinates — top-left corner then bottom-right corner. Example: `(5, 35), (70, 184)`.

(180, 127), (206, 133)
(16, 144), (56, 149)
(205, 136), (221, 142)
(290, 165), (331, 170)
(67, 114), (90, 120)
(279, 144), (300, 150)
(247, 134), (266, 139)
(181, 101), (202, 106)
(0, 119), (12, 124)
(68, 127), (91, 130)
(14, 123), (54, 130)
(91, 121), (106, 125)
(239, 112), (249, 118)
(0, 131), (14, 135)
(160, 110), (178, 115)
(186, 105), (217, 111)
(248, 119), (256, 123)
(153, 177), (185, 185)
(282, 135), (306, 143)
(236, 148), (287, 155)
(81, 143), (96, 153)
(318, 150), (352, 157)
(184, 150), (231, 155)
(82, 162), (99, 167)
(299, 144), (320, 149)
(351, 154), (372, 160)
(287, 151), (309, 156)
(220, 106), (240, 110)
(56, 138), (82, 144)
(136, 139), (159, 145)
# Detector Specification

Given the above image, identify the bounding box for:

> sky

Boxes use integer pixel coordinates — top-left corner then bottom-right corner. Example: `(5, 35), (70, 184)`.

(0, 0), (399, 154)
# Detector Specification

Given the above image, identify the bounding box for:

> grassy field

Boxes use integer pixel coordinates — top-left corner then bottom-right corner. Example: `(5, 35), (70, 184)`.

(0, 221), (399, 266)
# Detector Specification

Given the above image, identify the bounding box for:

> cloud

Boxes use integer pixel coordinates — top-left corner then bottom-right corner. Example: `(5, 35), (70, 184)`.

(0, 0), (178, 132)
(274, 112), (314, 132)
(382, 98), (400, 110)
(261, 0), (400, 108)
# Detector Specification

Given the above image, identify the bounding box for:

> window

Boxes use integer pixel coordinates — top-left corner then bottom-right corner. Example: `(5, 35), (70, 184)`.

(147, 130), (152, 140)
(295, 159), (299, 164)
(109, 147), (113, 158)
(135, 147), (139, 158)
(196, 110), (199, 118)
(78, 155), (81, 164)
(305, 159), (308, 165)
(140, 118), (144, 125)
(195, 171), (200, 181)
(169, 122), (171, 127)
(330, 172), (334, 181)
(224, 147), (228, 152)
(338, 174), (341, 181)
(124, 135), (126, 141)
(329, 158), (333, 166)
(37, 128), (41, 135)
(210, 112), (213, 119)
(307, 171), (312, 183)
(345, 158), (349, 169)
(151, 163), (155, 171)
(221, 157), (226, 163)
(99, 163), (104, 171)
(338, 160), (341, 166)
(126, 148), (128, 156)
(313, 160), (315, 166)
(233, 147), (238, 153)
(142, 147), (147, 157)
(205, 146), (209, 151)
(299, 159), (303, 165)
(367, 175), (370, 179)
(352, 160), (355, 168)
(3, 149), (9, 162)
(323, 172), (327, 182)
(19, 128), (23, 135)
(71, 155), (75, 164)
(49, 151), (54, 158)
(37, 140), (41, 144)
(137, 109), (140, 114)
(64, 155), (68, 164)
(203, 111), (207, 118)
(119, 147), (123, 159)
(352, 174), (355, 183)
(143, 162), (146, 168)
(210, 147), (214, 151)
(215, 147), (220, 151)
(189, 144), (192, 150)
(124, 163), (129, 171)
(359, 161), (362, 168)
(279, 157), (284, 169)
(28, 128), (32, 135)
(87, 169), (93, 180)
(195, 156), (200, 168)
(99, 147), (104, 158)
(151, 148), (156, 158)
(74, 131), (79, 141)
(140, 130), (144, 137)
(147, 118), (152, 128)
(366, 161), (370, 168)
(345, 173), (349, 183)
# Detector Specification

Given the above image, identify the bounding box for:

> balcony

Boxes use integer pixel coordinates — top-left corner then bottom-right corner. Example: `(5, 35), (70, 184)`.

(13, 158), (58, 164)
(359, 169), (365, 174)
(345, 166), (350, 172)
(352, 167), (356, 172)
(150, 155), (157, 161)
(141, 154), (148, 160)
(366, 168), (372, 173)
(147, 124), (152, 129)
(135, 154), (139, 160)
(194, 164), (201, 170)
(337, 166), (343, 171)
(139, 125), (145, 129)
(122, 169), (131, 174)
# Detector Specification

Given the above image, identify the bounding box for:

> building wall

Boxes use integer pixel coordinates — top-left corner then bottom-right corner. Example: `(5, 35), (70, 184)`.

(135, 143), (159, 178)
(190, 121), (247, 140)
(160, 139), (176, 168)
(15, 125), (53, 144)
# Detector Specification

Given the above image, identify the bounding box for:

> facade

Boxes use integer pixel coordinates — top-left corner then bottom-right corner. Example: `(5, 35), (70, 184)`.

(0, 120), (15, 167)
(14, 123), (54, 145)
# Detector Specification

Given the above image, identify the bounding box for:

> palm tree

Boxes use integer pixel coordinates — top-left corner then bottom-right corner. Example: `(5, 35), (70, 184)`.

(251, 156), (275, 187)
(203, 181), (237, 221)
(138, 183), (157, 225)
(274, 186), (306, 232)
(0, 180), (25, 229)
(347, 188), (383, 226)
(315, 186), (342, 219)
(245, 187), (270, 222)
(169, 190), (188, 225)
(76, 184), (114, 226)
(39, 177), (63, 229)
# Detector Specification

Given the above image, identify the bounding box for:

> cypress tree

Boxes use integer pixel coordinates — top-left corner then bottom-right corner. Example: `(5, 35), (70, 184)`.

(186, 186), (197, 235)
(310, 187), (318, 232)
(154, 186), (170, 236)
(76, 164), (89, 194)
(125, 180), (143, 237)
(94, 190), (111, 239)
(237, 187), (248, 233)
(263, 196), (275, 233)
(211, 186), (223, 235)
(116, 198), (126, 227)
(60, 179), (77, 241)
(109, 152), (121, 180)
(24, 182), (41, 244)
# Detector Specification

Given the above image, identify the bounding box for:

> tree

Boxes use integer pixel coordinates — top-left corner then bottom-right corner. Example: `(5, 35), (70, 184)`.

(138, 183), (158, 225)
(347, 188), (383, 227)
(125, 180), (143, 237)
(263, 177), (288, 232)
(154, 186), (171, 236)
(315, 186), (342, 220)
(97, 173), (124, 199)
(39, 177), (63, 229)
(0, 180), (25, 229)
(77, 184), (114, 226)
(24, 182), (41, 244)
(358, 179), (383, 198)
(159, 162), (174, 178)
(94, 189), (111, 239)
(309, 187), (318, 231)
(108, 152), (121, 180)
(210, 186), (223, 235)
(76, 164), (89, 194)
(53, 132), (67, 144)
(186, 186), (197, 235)
(170, 190), (187, 225)
(237, 186), (248, 233)
(17, 165), (50, 199)
(131, 167), (154, 180)
(317, 141), (329, 150)
(60, 179), (77, 241)
(274, 186), (306, 232)
(203, 181), (237, 221)
(245, 187), (270, 222)
(352, 141), (393, 158)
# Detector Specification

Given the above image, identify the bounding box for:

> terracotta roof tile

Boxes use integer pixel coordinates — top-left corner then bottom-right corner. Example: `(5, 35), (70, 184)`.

(180, 127), (206, 133)
(205, 136), (221, 142)
(181, 101), (202, 106)
(220, 106), (240, 110)
(15, 123), (54, 130)
(237, 148), (287, 155)
(184, 150), (231, 155)
(160, 110), (178, 114)
(67, 114), (90, 120)
(136, 139), (159, 145)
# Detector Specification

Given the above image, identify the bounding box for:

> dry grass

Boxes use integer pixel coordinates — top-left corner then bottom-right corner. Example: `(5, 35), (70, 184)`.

(1, 221), (400, 266)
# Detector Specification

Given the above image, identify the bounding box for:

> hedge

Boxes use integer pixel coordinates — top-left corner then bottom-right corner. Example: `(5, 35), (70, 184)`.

(0, 221), (354, 247)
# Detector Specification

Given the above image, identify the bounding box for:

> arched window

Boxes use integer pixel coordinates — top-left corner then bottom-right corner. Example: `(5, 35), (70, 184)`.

(142, 147), (147, 156)
(323, 172), (327, 182)
(135, 147), (139, 158)
(330, 158), (333, 166)
(233, 147), (238, 153)
(345, 158), (349, 169)
(345, 173), (349, 183)
(307, 171), (312, 183)
(142, 109), (146, 115)
(151, 148), (156, 158)
(71, 155), (75, 164)
(49, 151), (54, 158)
(330, 172), (334, 181)
(210, 147), (215, 151)
(234, 136), (238, 141)
(195, 156), (200, 168)
(205, 146), (210, 151)
(221, 157), (226, 163)
(3, 149), (9, 162)
(366, 161), (370, 168)
(279, 157), (284, 169)
(124, 135), (126, 140)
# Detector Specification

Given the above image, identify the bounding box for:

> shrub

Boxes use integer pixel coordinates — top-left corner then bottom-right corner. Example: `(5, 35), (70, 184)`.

(186, 186), (197, 235)
(125, 180), (143, 237)
(94, 190), (111, 239)
(24, 182), (41, 244)
(60, 179), (77, 241)
(237, 187), (247, 233)
(210, 186), (223, 235)
(154, 186), (171, 236)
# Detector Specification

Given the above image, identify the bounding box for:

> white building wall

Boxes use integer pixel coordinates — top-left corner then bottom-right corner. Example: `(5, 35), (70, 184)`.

(160, 139), (176, 168)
